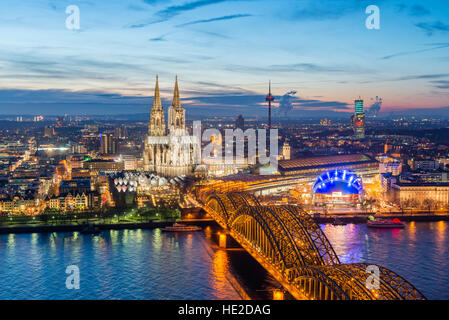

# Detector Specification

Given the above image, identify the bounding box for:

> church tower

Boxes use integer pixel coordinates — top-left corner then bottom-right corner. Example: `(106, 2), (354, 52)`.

(144, 75), (198, 176)
(168, 76), (186, 134)
(149, 75), (166, 136)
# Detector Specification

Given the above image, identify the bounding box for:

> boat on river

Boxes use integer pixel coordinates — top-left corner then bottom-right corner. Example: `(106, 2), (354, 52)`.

(367, 218), (405, 229)
(162, 223), (202, 232)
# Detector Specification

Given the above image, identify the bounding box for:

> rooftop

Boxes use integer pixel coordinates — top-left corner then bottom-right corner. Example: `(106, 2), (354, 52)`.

(394, 182), (449, 187)
(215, 174), (277, 183)
(60, 179), (91, 188)
(278, 154), (377, 171)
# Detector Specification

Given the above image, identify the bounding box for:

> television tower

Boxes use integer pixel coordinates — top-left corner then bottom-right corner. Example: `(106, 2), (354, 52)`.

(265, 81), (274, 129)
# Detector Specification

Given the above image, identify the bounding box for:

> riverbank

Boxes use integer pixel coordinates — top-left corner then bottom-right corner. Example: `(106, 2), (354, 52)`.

(0, 221), (155, 234)
(2, 213), (449, 234)
(314, 214), (449, 224)
(0, 218), (220, 234)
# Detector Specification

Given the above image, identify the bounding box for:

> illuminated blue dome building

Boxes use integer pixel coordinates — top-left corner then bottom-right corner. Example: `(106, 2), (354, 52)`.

(313, 169), (364, 207)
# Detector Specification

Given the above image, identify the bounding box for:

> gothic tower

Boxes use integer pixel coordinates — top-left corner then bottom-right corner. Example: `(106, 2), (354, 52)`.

(149, 75), (166, 136)
(144, 76), (198, 176)
(168, 76), (186, 134)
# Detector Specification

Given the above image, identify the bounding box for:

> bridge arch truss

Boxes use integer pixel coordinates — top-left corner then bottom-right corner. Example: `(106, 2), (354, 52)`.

(202, 192), (425, 300)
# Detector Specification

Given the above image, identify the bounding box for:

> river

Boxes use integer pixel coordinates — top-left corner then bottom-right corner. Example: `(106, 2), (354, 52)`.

(0, 221), (447, 299)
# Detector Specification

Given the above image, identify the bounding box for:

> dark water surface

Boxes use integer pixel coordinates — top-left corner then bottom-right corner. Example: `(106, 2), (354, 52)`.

(322, 221), (449, 299)
(0, 221), (447, 299)
(0, 229), (240, 299)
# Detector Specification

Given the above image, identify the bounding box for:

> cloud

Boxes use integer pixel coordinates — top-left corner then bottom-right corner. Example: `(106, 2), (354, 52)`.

(0, 88), (351, 116)
(278, 91), (297, 116)
(381, 43), (449, 60)
(396, 4), (431, 17)
(191, 81), (252, 93)
(366, 96), (383, 116)
(225, 62), (372, 75)
(431, 80), (449, 89)
(176, 14), (252, 27)
(415, 21), (449, 36)
(142, 0), (168, 5)
(290, 0), (382, 21)
(149, 36), (166, 41)
(292, 98), (350, 110)
(396, 74), (449, 81)
(269, 63), (344, 73)
(158, 0), (227, 18)
(194, 30), (231, 39)
(127, 0), (246, 28)
(149, 33), (171, 41)
(0, 49), (204, 88)
(0, 89), (151, 115)
(185, 91), (351, 115)
(128, 4), (147, 11)
(409, 5), (431, 17)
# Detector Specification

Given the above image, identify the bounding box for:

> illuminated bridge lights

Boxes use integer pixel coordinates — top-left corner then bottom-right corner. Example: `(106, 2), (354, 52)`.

(200, 191), (426, 300)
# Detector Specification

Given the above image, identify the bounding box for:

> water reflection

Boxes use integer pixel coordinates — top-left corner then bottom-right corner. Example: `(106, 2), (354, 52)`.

(211, 249), (230, 296)
(323, 221), (449, 299)
(1, 222), (446, 299)
(0, 229), (240, 300)
(204, 226), (212, 239)
(409, 221), (416, 243)
(7, 234), (15, 249)
(321, 224), (365, 263)
(186, 233), (193, 250)
(435, 221), (447, 256)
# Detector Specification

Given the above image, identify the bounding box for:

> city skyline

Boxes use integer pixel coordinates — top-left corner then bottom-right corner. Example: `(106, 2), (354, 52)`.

(1, 0), (449, 116)
(2, 0), (449, 305)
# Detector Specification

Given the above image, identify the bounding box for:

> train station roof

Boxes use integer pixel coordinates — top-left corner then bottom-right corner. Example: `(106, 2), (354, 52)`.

(278, 154), (377, 173)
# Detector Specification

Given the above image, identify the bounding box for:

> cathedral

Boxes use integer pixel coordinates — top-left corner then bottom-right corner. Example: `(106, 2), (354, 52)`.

(143, 76), (199, 177)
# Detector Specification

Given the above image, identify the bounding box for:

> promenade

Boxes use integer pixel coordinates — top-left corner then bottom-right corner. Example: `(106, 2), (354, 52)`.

(2, 209), (449, 234)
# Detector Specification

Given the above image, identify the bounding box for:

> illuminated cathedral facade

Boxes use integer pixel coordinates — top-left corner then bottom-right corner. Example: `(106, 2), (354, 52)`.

(143, 76), (199, 177)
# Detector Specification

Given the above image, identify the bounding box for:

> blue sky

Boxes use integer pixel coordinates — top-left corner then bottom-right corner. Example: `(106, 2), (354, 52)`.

(0, 0), (449, 116)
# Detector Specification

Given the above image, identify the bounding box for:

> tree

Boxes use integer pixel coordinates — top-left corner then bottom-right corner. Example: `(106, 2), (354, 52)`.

(422, 198), (434, 213)
(408, 199), (418, 214)
(398, 201), (406, 215)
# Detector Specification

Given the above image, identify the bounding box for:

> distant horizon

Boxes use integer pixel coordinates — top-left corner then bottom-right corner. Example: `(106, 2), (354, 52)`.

(2, 104), (449, 119)
(1, 85), (449, 118)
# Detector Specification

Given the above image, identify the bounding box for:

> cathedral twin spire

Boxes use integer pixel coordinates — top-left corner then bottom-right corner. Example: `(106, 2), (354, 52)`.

(172, 76), (182, 110)
(152, 75), (162, 110)
(149, 75), (185, 136)
(144, 76), (197, 176)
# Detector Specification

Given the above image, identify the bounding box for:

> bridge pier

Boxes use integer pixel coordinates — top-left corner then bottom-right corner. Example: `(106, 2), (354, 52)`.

(273, 290), (284, 300)
(216, 231), (242, 249)
(219, 232), (228, 248)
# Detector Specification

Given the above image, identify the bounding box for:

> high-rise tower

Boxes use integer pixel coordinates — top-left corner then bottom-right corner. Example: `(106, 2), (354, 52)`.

(355, 98), (364, 114)
(282, 140), (291, 160)
(265, 81), (274, 129)
(148, 75), (166, 136)
(352, 97), (365, 139)
(100, 133), (117, 154)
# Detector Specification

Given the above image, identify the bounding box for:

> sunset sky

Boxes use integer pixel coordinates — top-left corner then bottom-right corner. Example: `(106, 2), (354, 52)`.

(1, 0), (449, 116)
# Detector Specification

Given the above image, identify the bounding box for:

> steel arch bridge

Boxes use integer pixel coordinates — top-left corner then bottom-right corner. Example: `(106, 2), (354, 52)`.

(201, 192), (425, 300)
